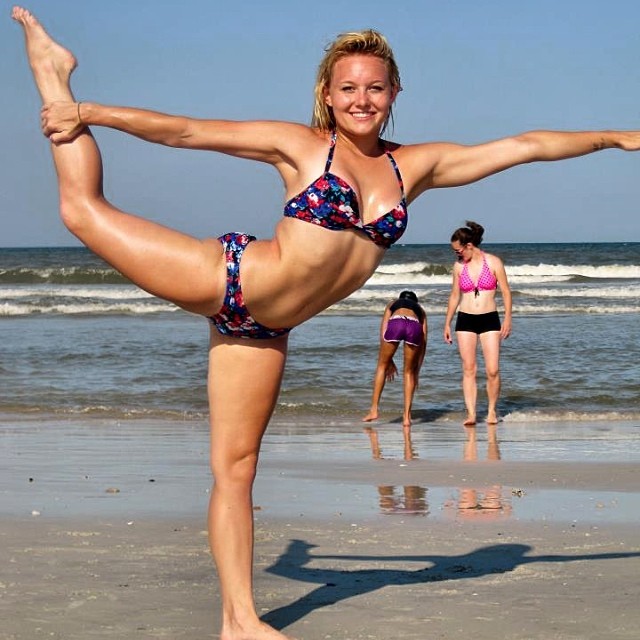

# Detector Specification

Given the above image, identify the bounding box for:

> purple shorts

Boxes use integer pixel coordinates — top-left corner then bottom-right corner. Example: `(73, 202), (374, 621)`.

(383, 315), (423, 346)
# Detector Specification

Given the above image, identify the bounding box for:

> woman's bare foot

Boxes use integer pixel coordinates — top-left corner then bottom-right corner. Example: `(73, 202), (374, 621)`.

(463, 415), (476, 426)
(12, 6), (77, 102)
(486, 411), (499, 425)
(221, 619), (297, 640)
(362, 409), (379, 422)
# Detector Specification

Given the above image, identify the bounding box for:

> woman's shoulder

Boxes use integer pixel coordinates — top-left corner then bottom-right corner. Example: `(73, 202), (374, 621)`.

(382, 140), (456, 202)
(261, 122), (324, 141)
(483, 251), (503, 263)
(263, 125), (332, 171)
(483, 252), (505, 270)
(277, 125), (332, 154)
(384, 139), (458, 160)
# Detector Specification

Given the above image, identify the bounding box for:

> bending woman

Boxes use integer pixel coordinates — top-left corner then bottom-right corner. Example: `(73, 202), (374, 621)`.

(13, 6), (640, 639)
(444, 221), (512, 426)
(363, 290), (427, 428)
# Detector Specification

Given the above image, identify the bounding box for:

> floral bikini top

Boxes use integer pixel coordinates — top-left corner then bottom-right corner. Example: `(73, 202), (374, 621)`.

(283, 131), (408, 248)
(459, 252), (498, 297)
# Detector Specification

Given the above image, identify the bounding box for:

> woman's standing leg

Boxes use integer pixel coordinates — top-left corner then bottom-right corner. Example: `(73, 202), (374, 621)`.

(455, 331), (479, 426)
(479, 330), (502, 424)
(362, 340), (399, 422)
(207, 329), (293, 640)
(13, 7), (225, 316)
(401, 343), (421, 428)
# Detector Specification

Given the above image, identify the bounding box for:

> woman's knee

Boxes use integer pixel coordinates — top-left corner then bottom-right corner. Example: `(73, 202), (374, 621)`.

(58, 192), (99, 236)
(210, 448), (259, 487)
(403, 358), (420, 382)
(462, 362), (477, 377)
(485, 366), (500, 380)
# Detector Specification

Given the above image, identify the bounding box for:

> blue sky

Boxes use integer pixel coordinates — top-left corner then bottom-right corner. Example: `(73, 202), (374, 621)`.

(3, 0), (639, 246)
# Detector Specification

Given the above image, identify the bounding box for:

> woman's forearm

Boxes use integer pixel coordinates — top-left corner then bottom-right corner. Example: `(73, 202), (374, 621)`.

(444, 294), (459, 326)
(502, 292), (513, 319)
(79, 102), (192, 147)
(428, 129), (640, 190)
(517, 129), (640, 162)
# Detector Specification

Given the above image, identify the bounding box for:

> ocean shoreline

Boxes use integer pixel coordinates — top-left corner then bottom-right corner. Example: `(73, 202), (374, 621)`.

(3, 415), (639, 522)
(2, 243), (640, 424)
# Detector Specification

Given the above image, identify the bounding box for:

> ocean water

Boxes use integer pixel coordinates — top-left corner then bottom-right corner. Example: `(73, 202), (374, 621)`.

(1, 243), (639, 423)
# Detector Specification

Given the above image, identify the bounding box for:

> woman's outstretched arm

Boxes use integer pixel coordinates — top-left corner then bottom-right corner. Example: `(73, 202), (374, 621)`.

(41, 100), (310, 163)
(405, 129), (640, 198)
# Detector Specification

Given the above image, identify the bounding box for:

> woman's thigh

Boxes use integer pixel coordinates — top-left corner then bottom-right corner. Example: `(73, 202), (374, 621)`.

(456, 331), (479, 369)
(207, 328), (288, 472)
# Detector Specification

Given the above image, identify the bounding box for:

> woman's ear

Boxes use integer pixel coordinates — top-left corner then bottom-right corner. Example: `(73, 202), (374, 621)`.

(323, 85), (332, 107)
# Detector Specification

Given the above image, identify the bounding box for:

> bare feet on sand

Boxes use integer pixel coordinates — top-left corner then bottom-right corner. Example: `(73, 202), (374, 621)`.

(463, 416), (476, 426)
(362, 409), (379, 422)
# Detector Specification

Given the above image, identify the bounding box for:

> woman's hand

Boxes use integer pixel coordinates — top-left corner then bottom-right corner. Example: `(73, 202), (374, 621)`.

(41, 101), (84, 143)
(614, 131), (640, 151)
(500, 317), (512, 340)
(385, 361), (398, 382)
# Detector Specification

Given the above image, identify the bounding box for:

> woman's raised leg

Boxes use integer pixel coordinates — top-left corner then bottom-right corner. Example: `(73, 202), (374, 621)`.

(207, 329), (294, 640)
(13, 6), (224, 316)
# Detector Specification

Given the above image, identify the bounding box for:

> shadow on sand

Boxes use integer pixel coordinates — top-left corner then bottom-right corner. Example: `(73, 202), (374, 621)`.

(262, 539), (640, 629)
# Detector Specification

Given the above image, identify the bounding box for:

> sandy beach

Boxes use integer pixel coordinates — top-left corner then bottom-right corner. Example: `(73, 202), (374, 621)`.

(1, 417), (639, 640)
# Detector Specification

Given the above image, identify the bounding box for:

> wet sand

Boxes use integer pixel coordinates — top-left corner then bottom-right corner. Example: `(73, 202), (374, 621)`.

(1, 416), (639, 639)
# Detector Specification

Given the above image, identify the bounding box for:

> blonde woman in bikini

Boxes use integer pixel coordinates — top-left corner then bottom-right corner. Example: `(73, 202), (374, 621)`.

(444, 221), (512, 426)
(13, 4), (640, 637)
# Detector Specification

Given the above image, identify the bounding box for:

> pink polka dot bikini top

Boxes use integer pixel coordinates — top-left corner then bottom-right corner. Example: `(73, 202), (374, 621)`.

(459, 252), (497, 297)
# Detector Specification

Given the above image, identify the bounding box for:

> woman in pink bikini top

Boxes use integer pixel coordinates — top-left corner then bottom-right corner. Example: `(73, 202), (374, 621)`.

(443, 221), (512, 428)
(458, 251), (497, 297)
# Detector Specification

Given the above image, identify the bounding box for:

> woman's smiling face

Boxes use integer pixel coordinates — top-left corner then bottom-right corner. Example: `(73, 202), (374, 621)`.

(323, 54), (397, 136)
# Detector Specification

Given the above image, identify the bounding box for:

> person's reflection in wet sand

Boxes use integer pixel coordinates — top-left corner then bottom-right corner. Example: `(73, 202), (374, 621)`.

(446, 423), (512, 519)
(463, 422), (501, 461)
(363, 425), (417, 461)
(378, 484), (429, 516)
(362, 426), (427, 515)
